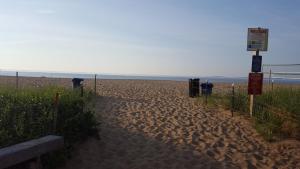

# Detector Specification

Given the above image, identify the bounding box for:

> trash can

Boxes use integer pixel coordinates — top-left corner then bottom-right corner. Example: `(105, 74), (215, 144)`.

(189, 78), (200, 97)
(201, 83), (214, 95)
(72, 78), (84, 89)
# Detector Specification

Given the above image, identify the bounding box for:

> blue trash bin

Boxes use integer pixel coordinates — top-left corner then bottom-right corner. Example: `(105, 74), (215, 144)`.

(201, 83), (214, 95)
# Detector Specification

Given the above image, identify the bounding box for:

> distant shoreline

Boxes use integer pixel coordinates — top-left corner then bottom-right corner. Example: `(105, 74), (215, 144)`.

(1, 71), (300, 84)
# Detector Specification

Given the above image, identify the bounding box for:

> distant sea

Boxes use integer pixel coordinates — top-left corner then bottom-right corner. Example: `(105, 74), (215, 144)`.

(1, 70), (300, 84)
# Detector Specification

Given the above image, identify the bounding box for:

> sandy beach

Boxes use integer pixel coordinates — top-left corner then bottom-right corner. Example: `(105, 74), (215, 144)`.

(58, 79), (299, 169)
(0, 77), (299, 168)
(2, 0), (300, 168)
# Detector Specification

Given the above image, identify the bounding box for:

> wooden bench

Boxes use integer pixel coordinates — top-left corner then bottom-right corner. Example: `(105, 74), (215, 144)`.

(0, 135), (64, 169)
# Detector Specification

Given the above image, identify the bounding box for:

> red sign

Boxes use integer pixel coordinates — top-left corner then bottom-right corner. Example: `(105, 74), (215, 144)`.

(248, 73), (263, 95)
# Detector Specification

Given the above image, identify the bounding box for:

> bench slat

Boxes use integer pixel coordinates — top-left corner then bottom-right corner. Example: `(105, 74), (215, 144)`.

(0, 135), (64, 169)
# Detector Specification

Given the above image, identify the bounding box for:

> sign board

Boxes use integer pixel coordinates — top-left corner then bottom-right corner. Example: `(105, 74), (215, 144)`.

(248, 73), (263, 95)
(247, 28), (268, 51)
(251, 55), (262, 72)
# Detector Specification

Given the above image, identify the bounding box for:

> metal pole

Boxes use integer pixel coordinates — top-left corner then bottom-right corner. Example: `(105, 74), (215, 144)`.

(231, 83), (235, 117)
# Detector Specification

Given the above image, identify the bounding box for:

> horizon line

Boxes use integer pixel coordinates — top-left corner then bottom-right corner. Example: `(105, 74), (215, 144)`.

(0, 68), (247, 79)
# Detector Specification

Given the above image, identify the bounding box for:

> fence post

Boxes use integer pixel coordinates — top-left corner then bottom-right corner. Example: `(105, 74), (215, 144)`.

(94, 74), (97, 95)
(231, 83), (235, 117)
(53, 93), (59, 133)
(16, 71), (19, 89)
(269, 69), (272, 85)
(80, 85), (84, 97)
(205, 80), (208, 105)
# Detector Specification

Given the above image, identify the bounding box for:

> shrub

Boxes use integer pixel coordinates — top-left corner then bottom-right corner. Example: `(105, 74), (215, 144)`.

(0, 86), (99, 168)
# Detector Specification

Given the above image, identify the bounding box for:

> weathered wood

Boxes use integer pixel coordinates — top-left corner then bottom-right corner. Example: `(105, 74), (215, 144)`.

(0, 135), (64, 169)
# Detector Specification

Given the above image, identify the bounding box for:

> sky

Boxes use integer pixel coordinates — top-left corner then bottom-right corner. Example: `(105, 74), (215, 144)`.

(0, 0), (300, 77)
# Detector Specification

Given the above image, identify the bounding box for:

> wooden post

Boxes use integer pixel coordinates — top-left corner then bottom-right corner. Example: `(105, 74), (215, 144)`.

(231, 83), (235, 117)
(53, 93), (59, 133)
(249, 94), (254, 116)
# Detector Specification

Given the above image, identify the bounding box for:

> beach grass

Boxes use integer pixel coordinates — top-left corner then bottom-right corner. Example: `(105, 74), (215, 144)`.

(197, 86), (300, 141)
(0, 85), (99, 168)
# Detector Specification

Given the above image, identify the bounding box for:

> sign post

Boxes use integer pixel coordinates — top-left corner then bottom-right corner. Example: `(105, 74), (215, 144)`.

(249, 95), (254, 117)
(247, 27), (268, 117)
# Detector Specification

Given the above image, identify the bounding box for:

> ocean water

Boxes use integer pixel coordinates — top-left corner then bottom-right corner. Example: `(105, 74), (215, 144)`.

(1, 70), (299, 84)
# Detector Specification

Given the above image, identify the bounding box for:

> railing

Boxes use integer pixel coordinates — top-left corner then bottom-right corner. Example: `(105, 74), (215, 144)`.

(0, 135), (63, 169)
(262, 64), (300, 82)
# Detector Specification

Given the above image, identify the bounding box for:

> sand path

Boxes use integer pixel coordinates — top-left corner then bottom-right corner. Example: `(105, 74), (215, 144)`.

(62, 80), (300, 169)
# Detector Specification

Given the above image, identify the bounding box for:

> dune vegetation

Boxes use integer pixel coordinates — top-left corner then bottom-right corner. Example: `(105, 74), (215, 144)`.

(0, 86), (99, 168)
(197, 86), (300, 141)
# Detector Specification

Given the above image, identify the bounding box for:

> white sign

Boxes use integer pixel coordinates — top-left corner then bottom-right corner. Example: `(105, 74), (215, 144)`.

(247, 28), (269, 51)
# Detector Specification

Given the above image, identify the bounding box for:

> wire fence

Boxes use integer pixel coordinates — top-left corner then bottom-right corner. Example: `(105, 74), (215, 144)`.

(1, 70), (299, 140)
(198, 80), (300, 141)
(262, 64), (300, 82)
(0, 71), (99, 95)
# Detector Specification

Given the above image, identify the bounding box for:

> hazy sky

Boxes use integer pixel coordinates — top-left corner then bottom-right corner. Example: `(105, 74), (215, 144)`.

(0, 0), (300, 77)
